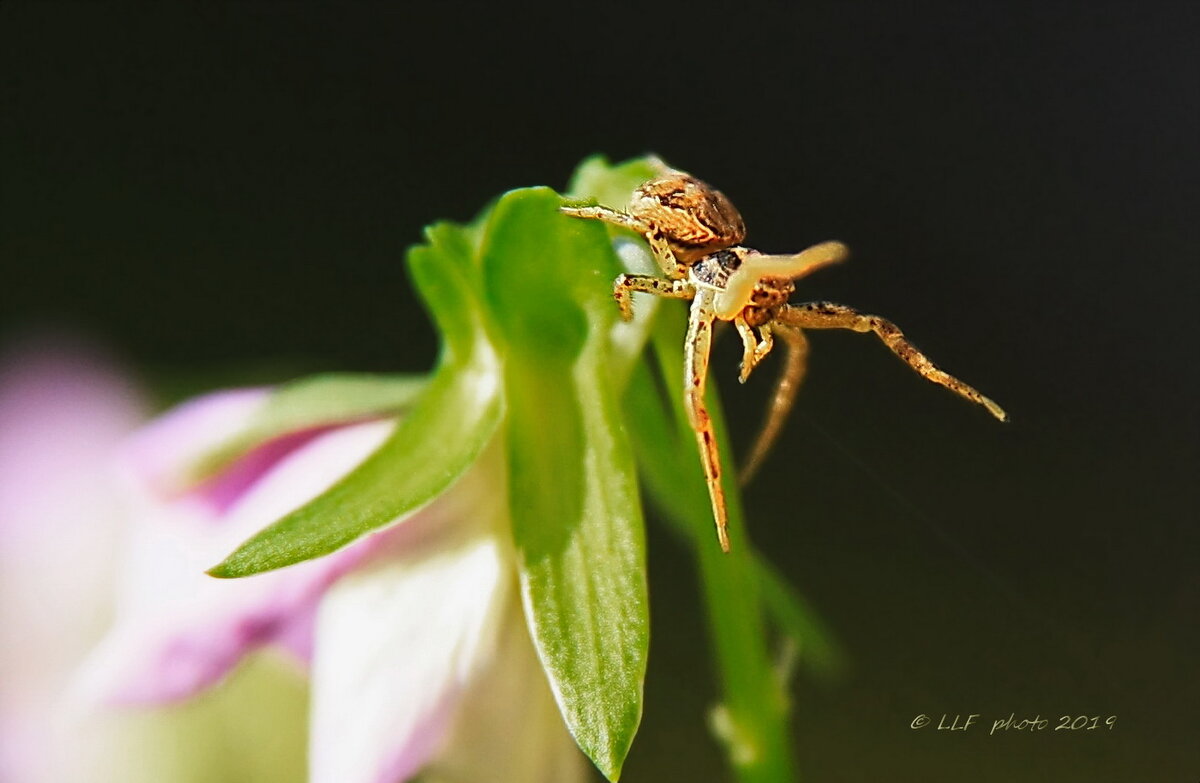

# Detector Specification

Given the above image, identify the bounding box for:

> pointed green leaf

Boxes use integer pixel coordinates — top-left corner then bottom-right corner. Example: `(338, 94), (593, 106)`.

(209, 221), (502, 578)
(481, 187), (647, 781)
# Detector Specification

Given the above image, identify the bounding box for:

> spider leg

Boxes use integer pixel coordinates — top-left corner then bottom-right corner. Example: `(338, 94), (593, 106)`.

(777, 302), (1008, 421)
(560, 204), (642, 231)
(684, 290), (731, 552)
(560, 205), (687, 279)
(740, 323), (809, 486)
(613, 274), (695, 321)
(733, 317), (776, 384)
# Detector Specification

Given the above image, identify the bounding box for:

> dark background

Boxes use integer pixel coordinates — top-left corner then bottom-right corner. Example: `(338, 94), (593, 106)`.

(3, 3), (1197, 781)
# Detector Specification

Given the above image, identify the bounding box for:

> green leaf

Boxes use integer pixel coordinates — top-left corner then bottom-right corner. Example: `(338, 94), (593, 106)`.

(184, 373), (428, 483)
(209, 221), (502, 578)
(566, 154), (659, 210)
(481, 187), (648, 781)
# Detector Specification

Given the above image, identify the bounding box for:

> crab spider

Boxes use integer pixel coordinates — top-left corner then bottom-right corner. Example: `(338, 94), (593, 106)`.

(562, 166), (1007, 552)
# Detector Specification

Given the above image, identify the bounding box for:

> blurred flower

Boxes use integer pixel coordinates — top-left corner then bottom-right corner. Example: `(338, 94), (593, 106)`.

(0, 337), (146, 782)
(73, 379), (584, 782)
(0, 337), (310, 783)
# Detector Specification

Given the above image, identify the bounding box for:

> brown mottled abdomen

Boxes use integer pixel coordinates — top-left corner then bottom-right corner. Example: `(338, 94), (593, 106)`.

(629, 174), (746, 263)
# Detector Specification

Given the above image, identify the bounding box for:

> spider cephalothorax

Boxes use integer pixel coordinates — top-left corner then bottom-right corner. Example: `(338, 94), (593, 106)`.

(562, 162), (1007, 552)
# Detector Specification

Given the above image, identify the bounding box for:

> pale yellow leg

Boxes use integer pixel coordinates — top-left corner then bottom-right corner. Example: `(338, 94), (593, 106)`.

(560, 205), (688, 279)
(684, 291), (730, 552)
(734, 317), (775, 383)
(740, 323), (809, 486)
(612, 274), (695, 321)
(777, 302), (1008, 421)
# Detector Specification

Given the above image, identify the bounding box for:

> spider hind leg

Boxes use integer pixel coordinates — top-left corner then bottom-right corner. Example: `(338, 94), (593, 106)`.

(740, 323), (809, 486)
(777, 302), (1008, 421)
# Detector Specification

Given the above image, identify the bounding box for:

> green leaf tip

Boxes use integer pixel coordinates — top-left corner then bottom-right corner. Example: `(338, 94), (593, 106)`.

(567, 154), (661, 209)
(208, 218), (503, 579)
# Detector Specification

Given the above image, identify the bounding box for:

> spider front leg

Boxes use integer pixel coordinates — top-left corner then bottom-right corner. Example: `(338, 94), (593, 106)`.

(777, 302), (1009, 421)
(560, 205), (688, 279)
(613, 273), (695, 321)
(684, 289), (731, 552)
(734, 317), (775, 384)
(740, 323), (809, 485)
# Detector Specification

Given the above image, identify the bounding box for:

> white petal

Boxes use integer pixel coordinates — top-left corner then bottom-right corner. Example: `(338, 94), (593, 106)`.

(421, 598), (587, 783)
(309, 455), (515, 783)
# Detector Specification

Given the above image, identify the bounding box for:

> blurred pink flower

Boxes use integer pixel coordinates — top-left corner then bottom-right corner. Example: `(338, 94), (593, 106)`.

(67, 370), (584, 781)
(0, 337), (147, 782)
(77, 390), (393, 704)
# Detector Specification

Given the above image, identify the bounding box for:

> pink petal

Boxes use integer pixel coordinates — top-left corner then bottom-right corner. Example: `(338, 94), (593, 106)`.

(77, 419), (397, 705)
(120, 387), (270, 497)
(192, 428), (325, 515)
(0, 336), (145, 542)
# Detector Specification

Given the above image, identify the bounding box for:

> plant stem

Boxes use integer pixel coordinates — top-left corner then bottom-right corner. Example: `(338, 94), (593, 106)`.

(649, 316), (796, 782)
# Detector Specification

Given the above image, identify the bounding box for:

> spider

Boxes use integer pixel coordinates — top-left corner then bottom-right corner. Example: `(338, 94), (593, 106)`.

(562, 162), (1007, 552)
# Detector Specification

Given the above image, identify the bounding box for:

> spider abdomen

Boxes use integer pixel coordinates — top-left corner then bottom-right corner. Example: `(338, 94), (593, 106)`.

(629, 174), (746, 262)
